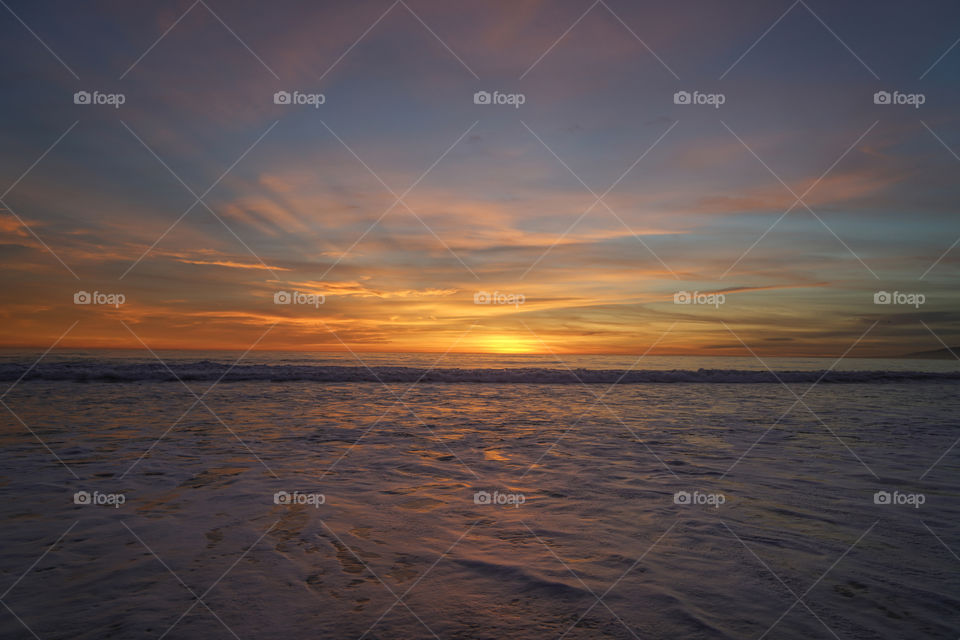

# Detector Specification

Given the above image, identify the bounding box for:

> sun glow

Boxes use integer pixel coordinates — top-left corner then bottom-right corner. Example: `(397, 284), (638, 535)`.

(474, 335), (540, 354)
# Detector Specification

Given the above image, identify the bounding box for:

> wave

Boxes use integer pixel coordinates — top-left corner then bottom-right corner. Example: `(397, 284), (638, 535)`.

(2, 361), (960, 384)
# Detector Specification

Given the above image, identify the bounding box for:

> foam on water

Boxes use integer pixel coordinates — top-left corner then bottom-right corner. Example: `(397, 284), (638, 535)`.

(1, 379), (958, 638)
(3, 359), (960, 383)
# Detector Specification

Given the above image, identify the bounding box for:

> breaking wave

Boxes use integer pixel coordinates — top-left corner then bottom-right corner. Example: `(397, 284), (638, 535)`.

(2, 361), (960, 384)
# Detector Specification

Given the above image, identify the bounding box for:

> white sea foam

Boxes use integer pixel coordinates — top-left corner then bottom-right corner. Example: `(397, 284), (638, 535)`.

(2, 360), (960, 383)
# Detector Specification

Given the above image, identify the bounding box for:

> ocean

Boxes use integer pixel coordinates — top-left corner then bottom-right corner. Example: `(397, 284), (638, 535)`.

(1, 351), (958, 638)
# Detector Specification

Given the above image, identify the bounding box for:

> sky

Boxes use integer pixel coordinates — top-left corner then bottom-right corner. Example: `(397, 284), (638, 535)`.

(1, 0), (960, 356)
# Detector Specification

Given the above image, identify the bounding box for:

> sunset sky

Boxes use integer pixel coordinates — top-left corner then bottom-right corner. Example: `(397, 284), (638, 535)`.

(2, 0), (960, 356)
